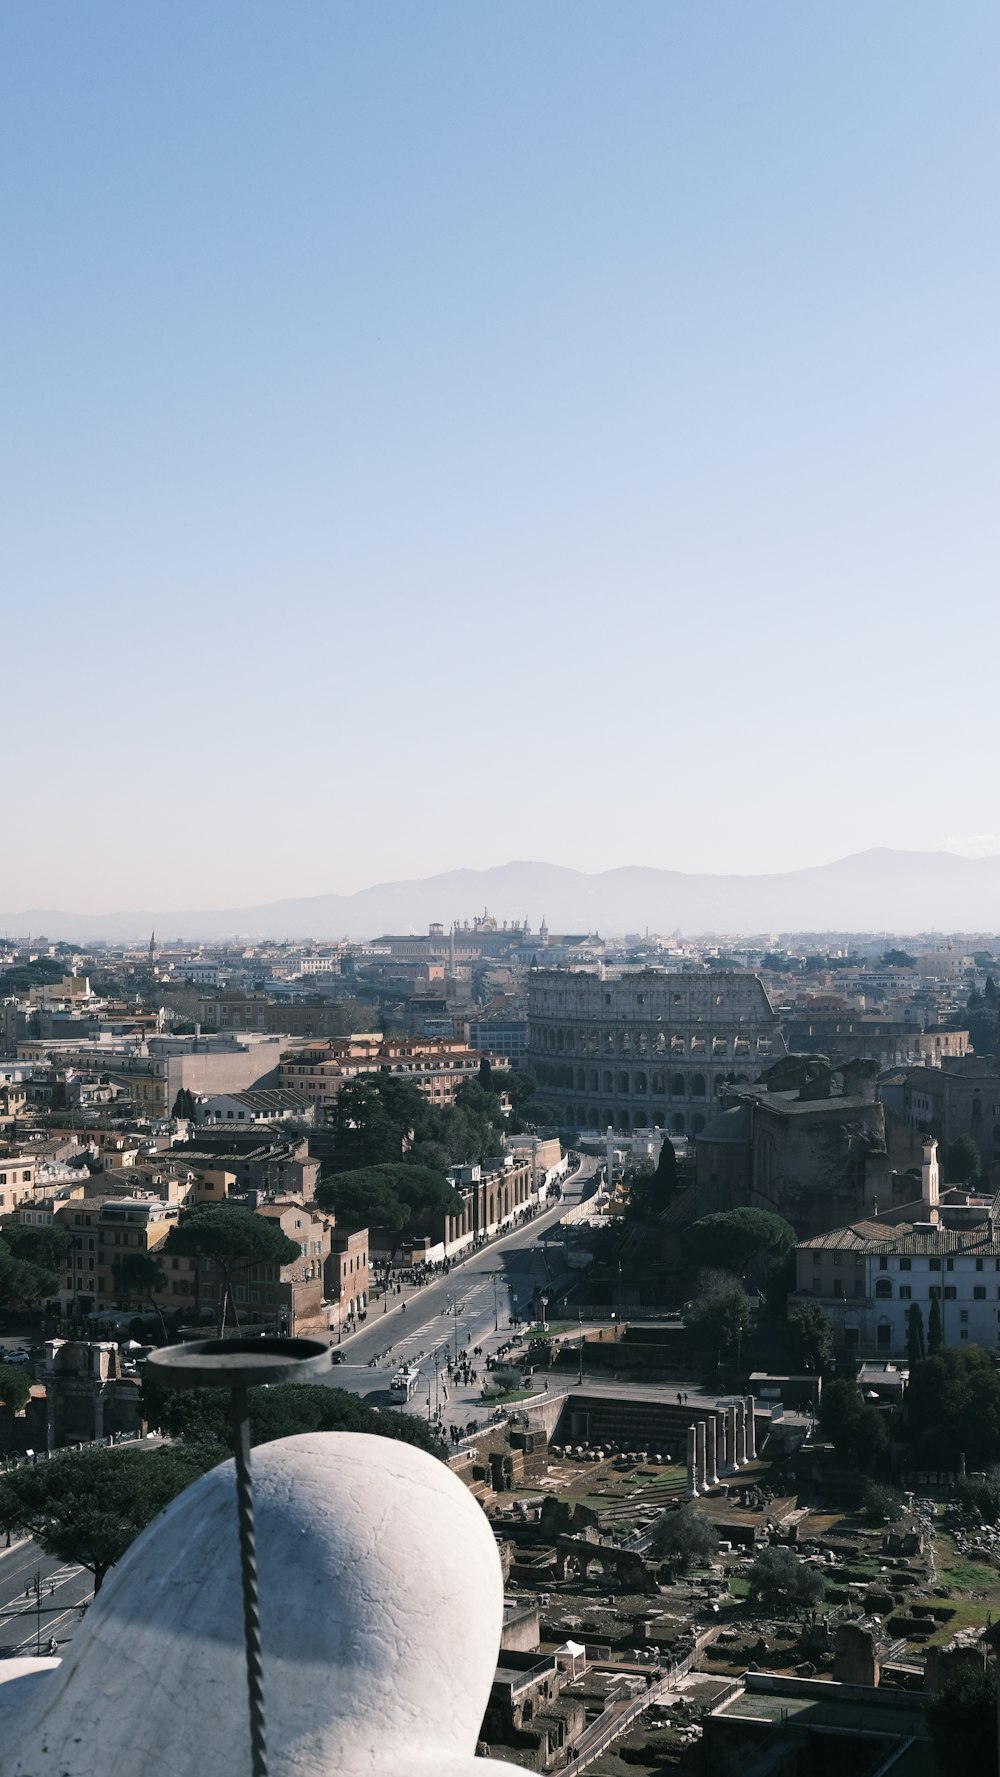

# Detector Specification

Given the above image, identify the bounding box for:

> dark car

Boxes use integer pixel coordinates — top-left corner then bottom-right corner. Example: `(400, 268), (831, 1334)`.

(330, 1349), (346, 1364)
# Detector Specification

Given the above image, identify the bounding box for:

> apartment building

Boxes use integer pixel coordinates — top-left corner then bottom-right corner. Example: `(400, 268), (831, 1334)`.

(791, 1141), (1000, 1358)
(279, 1034), (495, 1114)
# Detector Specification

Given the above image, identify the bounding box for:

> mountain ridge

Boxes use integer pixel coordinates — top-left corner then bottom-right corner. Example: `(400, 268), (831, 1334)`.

(2, 849), (1000, 943)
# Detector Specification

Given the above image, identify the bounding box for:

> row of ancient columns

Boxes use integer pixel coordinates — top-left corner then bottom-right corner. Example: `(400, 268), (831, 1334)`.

(686, 1397), (757, 1498)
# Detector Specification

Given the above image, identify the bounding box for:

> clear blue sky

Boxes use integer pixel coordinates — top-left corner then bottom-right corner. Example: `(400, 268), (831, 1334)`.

(3, 2), (998, 912)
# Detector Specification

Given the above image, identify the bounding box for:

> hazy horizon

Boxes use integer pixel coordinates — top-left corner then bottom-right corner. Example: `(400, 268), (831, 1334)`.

(4, 3), (998, 913)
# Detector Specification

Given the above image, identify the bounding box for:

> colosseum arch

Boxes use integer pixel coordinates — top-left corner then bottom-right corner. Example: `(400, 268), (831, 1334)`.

(670, 1073), (685, 1097)
(691, 1073), (706, 1098)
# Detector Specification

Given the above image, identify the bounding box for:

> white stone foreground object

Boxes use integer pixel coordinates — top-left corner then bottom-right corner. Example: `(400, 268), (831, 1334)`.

(0, 1432), (525, 1777)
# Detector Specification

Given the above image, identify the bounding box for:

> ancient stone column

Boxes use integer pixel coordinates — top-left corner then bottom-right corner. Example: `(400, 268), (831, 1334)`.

(728, 1403), (740, 1470)
(745, 1396), (757, 1461)
(736, 1399), (747, 1467)
(686, 1423), (700, 1498)
(695, 1419), (707, 1493)
(705, 1415), (719, 1488)
(717, 1411), (732, 1476)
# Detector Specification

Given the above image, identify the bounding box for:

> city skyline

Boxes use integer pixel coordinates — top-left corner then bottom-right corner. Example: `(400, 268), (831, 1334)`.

(4, 2), (998, 911)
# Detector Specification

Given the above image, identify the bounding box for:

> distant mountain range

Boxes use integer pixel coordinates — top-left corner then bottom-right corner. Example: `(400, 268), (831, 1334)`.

(2, 850), (1000, 944)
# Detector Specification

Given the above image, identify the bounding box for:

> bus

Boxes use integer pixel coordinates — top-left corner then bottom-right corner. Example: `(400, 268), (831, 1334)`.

(389, 1366), (421, 1404)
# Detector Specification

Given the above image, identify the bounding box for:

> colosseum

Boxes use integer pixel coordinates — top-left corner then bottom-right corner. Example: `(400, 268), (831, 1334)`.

(528, 968), (786, 1134)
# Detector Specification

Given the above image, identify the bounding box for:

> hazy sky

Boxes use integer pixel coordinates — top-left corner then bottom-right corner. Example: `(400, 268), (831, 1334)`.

(3, 3), (998, 913)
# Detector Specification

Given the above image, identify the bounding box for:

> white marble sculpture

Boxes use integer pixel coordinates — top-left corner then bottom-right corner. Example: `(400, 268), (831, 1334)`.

(0, 1432), (525, 1777)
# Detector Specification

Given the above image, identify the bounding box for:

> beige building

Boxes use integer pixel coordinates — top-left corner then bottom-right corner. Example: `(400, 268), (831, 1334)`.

(279, 1034), (495, 1114)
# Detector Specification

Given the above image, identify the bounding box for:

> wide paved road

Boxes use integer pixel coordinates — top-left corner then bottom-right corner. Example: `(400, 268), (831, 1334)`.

(0, 1538), (93, 1658)
(324, 1157), (598, 1434)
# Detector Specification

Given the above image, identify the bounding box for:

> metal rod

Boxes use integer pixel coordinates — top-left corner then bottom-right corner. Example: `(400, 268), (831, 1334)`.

(231, 1384), (268, 1777)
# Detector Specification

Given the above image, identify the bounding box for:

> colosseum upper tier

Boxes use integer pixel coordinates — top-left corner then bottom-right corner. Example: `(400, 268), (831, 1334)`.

(528, 968), (785, 1135)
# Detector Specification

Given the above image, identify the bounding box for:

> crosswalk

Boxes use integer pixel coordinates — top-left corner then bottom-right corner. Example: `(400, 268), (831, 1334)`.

(7, 1562), (92, 1656)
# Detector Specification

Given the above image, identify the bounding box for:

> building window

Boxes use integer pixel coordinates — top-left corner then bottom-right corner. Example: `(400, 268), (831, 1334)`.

(930, 1258), (941, 1271)
(975, 1287), (987, 1300)
(879, 1257), (888, 1271)
(961, 1309), (969, 1322)
(899, 1257), (911, 1271)
(946, 1257), (954, 1271)
(899, 1285), (911, 1300)
(944, 1287), (957, 1300)
(875, 1279), (893, 1299)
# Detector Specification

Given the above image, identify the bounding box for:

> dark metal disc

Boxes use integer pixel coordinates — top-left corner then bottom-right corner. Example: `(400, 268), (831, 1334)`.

(145, 1336), (331, 1389)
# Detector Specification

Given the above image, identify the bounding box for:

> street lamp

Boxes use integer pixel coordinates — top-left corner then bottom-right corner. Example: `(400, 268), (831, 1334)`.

(146, 1336), (330, 1777)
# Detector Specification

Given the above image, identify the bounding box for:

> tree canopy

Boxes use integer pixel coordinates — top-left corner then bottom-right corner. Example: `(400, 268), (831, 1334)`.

(327, 1073), (508, 1176)
(748, 1546), (824, 1613)
(0, 1362), (31, 1413)
(906, 1346), (1000, 1470)
(165, 1203), (301, 1268)
(945, 1135), (982, 1185)
(625, 1140), (678, 1221)
(316, 1164), (457, 1240)
(786, 1299), (834, 1372)
(927, 1664), (998, 1776)
(686, 1271), (756, 1357)
(684, 1208), (796, 1276)
(652, 1505), (718, 1570)
(162, 1204), (301, 1331)
(819, 1380), (888, 1467)
(0, 1232), (63, 1306)
(0, 1443), (223, 1592)
(146, 1380), (443, 1459)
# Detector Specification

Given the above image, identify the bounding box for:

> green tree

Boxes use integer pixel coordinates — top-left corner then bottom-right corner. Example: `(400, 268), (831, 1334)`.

(316, 1163), (456, 1244)
(928, 1292), (944, 1354)
(112, 1251), (170, 1341)
(652, 1505), (718, 1570)
(787, 1300), (834, 1373)
(171, 1087), (197, 1119)
(489, 1071), (537, 1116)
(862, 1482), (905, 1522)
(881, 950), (916, 968)
(0, 1362), (31, 1413)
(655, 1136), (678, 1192)
(748, 1546), (825, 1613)
(146, 1380), (443, 1459)
(0, 1224), (72, 1272)
(907, 1346), (1000, 1470)
(820, 1380), (888, 1467)
(0, 1236), (60, 1306)
(162, 1204), (301, 1334)
(985, 976), (998, 1004)
(478, 1056), (493, 1092)
(0, 1443), (222, 1593)
(959, 1467), (1000, 1522)
(328, 1076), (427, 1172)
(684, 1208), (797, 1276)
(945, 1135), (982, 1185)
(907, 1301), (926, 1368)
(927, 1664), (998, 1776)
(686, 1271), (756, 1359)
